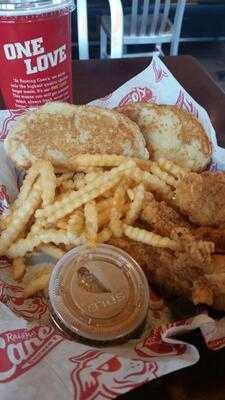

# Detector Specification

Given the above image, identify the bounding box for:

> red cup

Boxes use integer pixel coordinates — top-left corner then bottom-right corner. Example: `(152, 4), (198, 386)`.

(0, 0), (75, 109)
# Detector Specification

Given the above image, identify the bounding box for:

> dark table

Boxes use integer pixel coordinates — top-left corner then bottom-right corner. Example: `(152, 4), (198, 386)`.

(1, 55), (225, 399)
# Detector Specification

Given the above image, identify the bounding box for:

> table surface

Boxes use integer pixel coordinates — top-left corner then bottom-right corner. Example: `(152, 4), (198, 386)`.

(1, 55), (225, 399)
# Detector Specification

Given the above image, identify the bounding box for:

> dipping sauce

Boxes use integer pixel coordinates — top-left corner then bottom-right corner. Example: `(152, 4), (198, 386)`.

(48, 244), (149, 342)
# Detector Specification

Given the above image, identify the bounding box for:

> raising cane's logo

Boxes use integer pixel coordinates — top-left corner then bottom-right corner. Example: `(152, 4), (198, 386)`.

(152, 59), (168, 83)
(209, 162), (218, 172)
(3, 37), (66, 76)
(0, 185), (9, 215)
(0, 281), (47, 320)
(0, 109), (26, 140)
(135, 325), (186, 358)
(70, 350), (158, 400)
(175, 90), (198, 117)
(0, 256), (12, 269)
(119, 87), (156, 106)
(0, 326), (63, 383)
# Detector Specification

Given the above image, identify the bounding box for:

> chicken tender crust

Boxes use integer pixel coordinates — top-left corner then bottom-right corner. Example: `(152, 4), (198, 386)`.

(141, 192), (190, 237)
(175, 171), (225, 227)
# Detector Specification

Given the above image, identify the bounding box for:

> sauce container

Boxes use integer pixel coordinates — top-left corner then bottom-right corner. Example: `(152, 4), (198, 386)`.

(48, 244), (149, 343)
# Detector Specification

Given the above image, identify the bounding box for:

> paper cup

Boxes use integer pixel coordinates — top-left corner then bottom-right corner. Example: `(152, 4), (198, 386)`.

(0, 0), (75, 109)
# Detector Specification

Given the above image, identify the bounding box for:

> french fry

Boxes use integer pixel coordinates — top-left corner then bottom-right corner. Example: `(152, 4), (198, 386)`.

(78, 166), (104, 173)
(54, 165), (72, 174)
(96, 198), (113, 227)
(84, 200), (98, 244)
(12, 161), (41, 210)
(98, 203), (129, 229)
(55, 190), (73, 202)
(23, 263), (53, 283)
(65, 154), (153, 171)
(68, 224), (84, 235)
(67, 210), (84, 234)
(157, 158), (187, 179)
(112, 185), (126, 211)
(56, 172), (74, 186)
(66, 154), (127, 169)
(12, 257), (26, 281)
(29, 219), (43, 235)
(0, 161), (41, 230)
(60, 180), (77, 191)
(0, 211), (11, 231)
(35, 160), (136, 225)
(127, 188), (134, 201)
(149, 163), (177, 187)
(7, 229), (86, 258)
(122, 203), (130, 215)
(84, 171), (103, 184)
(87, 167), (103, 173)
(0, 181), (41, 256)
(97, 228), (112, 243)
(101, 188), (115, 199)
(56, 216), (70, 230)
(129, 167), (173, 199)
(72, 172), (86, 189)
(38, 244), (65, 259)
(98, 208), (111, 228)
(23, 270), (52, 298)
(110, 208), (123, 238)
(39, 160), (56, 207)
(110, 185), (126, 238)
(68, 210), (84, 226)
(12, 160), (55, 210)
(5, 160), (56, 227)
(123, 224), (180, 250)
(125, 183), (145, 225)
(56, 220), (68, 230)
(96, 198), (112, 212)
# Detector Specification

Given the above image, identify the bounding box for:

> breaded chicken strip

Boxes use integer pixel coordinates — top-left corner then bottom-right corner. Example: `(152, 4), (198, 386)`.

(109, 235), (225, 311)
(175, 171), (225, 227)
(109, 230), (214, 300)
(141, 192), (190, 237)
(192, 255), (225, 310)
(192, 226), (225, 253)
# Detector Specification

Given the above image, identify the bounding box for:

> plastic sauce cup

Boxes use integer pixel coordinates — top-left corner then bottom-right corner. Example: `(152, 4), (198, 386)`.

(0, 0), (75, 109)
(48, 244), (150, 343)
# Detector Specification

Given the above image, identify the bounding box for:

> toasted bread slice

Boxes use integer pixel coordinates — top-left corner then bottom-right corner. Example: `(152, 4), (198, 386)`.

(4, 102), (149, 169)
(116, 103), (212, 171)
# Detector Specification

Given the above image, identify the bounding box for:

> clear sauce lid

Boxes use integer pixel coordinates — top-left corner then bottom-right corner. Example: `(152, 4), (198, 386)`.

(0, 0), (75, 16)
(49, 244), (149, 342)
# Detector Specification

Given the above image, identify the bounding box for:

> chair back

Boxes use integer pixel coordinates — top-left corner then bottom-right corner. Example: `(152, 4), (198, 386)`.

(77, 0), (89, 59)
(130, 0), (185, 36)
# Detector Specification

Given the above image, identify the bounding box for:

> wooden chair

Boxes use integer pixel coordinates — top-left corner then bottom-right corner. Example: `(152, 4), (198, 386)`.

(100, 0), (187, 59)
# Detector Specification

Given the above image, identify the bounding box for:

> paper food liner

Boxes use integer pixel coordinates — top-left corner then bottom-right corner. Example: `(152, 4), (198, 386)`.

(1, 56), (225, 400)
